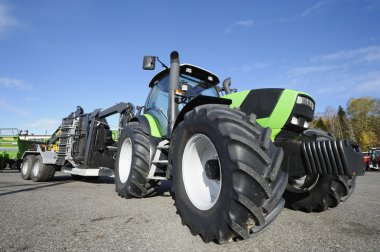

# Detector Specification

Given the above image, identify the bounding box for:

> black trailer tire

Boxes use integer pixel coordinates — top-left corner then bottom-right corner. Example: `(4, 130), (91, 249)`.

(30, 155), (56, 182)
(21, 155), (34, 180)
(282, 129), (357, 212)
(170, 104), (287, 243)
(115, 123), (157, 198)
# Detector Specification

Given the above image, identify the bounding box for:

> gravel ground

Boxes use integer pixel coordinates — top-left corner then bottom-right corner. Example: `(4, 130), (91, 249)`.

(0, 170), (379, 252)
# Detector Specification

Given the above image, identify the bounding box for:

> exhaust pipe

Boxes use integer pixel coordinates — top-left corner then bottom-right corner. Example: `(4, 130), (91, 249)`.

(223, 78), (231, 94)
(168, 51), (180, 137)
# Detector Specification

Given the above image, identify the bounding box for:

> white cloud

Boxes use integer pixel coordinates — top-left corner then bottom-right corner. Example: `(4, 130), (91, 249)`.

(288, 65), (338, 77)
(351, 71), (380, 93)
(367, 2), (380, 11)
(0, 77), (32, 90)
(22, 118), (60, 129)
(286, 45), (380, 100)
(280, 0), (336, 22)
(225, 19), (254, 34)
(312, 46), (380, 63)
(0, 98), (30, 116)
(230, 62), (270, 73)
(0, 2), (19, 34)
(21, 118), (61, 134)
(315, 71), (380, 97)
(301, 0), (336, 17)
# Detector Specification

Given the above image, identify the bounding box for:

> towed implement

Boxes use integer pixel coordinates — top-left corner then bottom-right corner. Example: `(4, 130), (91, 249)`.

(0, 128), (46, 171)
(20, 51), (365, 243)
(20, 103), (134, 181)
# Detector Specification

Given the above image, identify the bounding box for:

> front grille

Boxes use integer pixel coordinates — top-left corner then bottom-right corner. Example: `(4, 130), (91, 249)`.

(301, 140), (364, 176)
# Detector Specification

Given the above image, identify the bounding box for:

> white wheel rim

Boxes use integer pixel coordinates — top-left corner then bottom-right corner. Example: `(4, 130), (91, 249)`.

(21, 160), (29, 175)
(118, 138), (133, 184)
(33, 160), (40, 177)
(182, 134), (221, 211)
(288, 174), (319, 193)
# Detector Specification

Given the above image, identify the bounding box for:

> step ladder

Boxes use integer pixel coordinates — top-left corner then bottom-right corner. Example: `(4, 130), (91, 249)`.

(147, 140), (169, 180)
(56, 119), (77, 165)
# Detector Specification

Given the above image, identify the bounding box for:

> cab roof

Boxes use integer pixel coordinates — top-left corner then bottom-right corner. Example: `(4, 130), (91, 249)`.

(148, 64), (220, 87)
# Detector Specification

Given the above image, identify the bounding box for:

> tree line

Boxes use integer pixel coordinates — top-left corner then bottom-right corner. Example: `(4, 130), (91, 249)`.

(313, 96), (380, 151)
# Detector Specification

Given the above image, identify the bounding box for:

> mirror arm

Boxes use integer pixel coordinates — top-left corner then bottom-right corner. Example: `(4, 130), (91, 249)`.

(156, 57), (169, 70)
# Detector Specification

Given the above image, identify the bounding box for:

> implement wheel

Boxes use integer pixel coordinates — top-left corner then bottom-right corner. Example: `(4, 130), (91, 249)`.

(21, 155), (34, 180)
(30, 155), (56, 182)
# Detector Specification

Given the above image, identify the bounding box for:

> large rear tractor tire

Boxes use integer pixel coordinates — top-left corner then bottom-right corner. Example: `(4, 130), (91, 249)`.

(21, 155), (34, 180)
(30, 155), (56, 182)
(115, 123), (157, 198)
(282, 129), (357, 212)
(170, 104), (287, 243)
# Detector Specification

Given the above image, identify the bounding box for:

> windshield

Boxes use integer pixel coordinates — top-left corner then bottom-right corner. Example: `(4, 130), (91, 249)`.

(179, 74), (218, 98)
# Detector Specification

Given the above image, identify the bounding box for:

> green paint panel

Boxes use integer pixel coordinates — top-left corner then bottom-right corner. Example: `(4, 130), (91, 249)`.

(261, 89), (298, 128)
(144, 114), (162, 138)
(222, 90), (250, 109)
(271, 129), (282, 141)
(256, 117), (269, 127)
(263, 89), (308, 140)
(223, 88), (312, 140)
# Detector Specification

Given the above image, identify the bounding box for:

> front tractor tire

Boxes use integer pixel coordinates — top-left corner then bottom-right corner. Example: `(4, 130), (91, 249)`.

(282, 129), (357, 212)
(170, 104), (288, 243)
(283, 174), (356, 212)
(30, 155), (56, 182)
(115, 123), (157, 198)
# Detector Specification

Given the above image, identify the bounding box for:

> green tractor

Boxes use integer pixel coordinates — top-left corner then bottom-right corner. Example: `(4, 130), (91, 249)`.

(114, 51), (364, 243)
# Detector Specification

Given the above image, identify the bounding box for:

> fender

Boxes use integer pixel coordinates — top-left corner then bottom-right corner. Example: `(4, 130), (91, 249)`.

(21, 145), (57, 165)
(130, 115), (151, 136)
(173, 96), (232, 130)
(130, 114), (162, 138)
(21, 151), (40, 160)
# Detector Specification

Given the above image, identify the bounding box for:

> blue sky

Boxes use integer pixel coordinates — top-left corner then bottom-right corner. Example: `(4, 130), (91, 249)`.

(0, 0), (379, 134)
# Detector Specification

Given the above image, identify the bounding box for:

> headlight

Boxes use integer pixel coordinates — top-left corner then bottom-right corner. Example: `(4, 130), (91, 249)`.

(290, 116), (311, 129)
(296, 96), (314, 110)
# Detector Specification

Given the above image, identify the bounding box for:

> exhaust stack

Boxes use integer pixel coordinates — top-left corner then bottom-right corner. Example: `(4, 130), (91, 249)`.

(168, 51), (180, 137)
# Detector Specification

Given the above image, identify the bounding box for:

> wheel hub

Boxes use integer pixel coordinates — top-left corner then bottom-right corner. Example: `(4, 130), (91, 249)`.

(287, 174), (319, 193)
(205, 159), (220, 180)
(33, 160), (40, 177)
(22, 161), (28, 175)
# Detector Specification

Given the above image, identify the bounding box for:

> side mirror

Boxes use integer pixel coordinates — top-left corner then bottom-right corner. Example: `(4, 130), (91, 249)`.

(143, 56), (156, 70)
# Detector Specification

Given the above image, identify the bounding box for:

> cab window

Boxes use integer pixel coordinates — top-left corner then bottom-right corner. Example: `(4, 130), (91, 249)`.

(145, 76), (170, 119)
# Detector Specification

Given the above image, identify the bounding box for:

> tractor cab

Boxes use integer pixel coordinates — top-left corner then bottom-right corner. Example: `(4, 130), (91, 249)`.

(145, 64), (219, 107)
(143, 64), (220, 138)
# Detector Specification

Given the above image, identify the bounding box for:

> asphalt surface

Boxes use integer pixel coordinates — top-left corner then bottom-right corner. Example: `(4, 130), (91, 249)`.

(0, 170), (379, 252)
